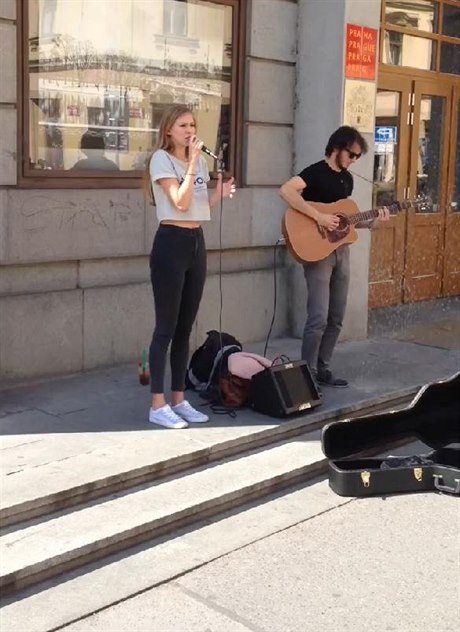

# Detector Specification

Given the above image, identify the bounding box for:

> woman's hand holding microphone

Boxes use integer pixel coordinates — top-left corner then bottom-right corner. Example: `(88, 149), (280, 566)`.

(190, 135), (236, 204)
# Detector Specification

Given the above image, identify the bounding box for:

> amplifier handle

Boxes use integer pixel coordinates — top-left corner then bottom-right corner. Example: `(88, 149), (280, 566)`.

(433, 475), (460, 495)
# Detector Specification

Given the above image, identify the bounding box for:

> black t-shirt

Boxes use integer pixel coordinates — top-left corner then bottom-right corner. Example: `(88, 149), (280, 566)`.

(298, 160), (353, 203)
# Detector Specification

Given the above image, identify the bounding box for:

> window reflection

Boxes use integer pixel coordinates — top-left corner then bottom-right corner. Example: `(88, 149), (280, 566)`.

(385, 0), (438, 33)
(415, 95), (445, 212)
(28, 0), (234, 173)
(383, 30), (437, 69)
(373, 91), (400, 207)
(440, 42), (460, 75)
(442, 4), (460, 38)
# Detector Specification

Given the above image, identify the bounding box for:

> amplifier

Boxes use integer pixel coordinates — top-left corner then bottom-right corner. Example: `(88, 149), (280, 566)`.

(251, 360), (322, 418)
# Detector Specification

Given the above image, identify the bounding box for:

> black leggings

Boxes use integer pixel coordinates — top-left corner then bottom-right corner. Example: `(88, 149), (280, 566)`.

(149, 224), (207, 393)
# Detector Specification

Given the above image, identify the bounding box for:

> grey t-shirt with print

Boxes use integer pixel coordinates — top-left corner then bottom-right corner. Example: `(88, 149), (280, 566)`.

(150, 149), (211, 222)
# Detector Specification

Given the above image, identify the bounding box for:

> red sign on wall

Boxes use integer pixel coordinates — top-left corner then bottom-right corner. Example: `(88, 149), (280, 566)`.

(345, 24), (377, 80)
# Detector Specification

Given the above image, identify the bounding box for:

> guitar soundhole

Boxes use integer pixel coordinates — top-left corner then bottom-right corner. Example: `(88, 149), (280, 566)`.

(328, 214), (350, 243)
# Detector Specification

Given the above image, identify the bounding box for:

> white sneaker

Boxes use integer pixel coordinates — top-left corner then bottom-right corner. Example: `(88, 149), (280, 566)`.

(148, 404), (188, 429)
(171, 400), (209, 424)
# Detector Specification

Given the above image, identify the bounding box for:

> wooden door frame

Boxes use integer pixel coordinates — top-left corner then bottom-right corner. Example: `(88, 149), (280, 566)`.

(442, 84), (460, 295)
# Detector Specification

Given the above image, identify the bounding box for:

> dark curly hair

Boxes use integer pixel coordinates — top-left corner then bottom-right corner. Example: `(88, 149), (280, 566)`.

(325, 126), (368, 157)
(80, 129), (105, 151)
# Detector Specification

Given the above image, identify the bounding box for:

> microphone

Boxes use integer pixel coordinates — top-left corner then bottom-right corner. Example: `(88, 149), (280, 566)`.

(201, 145), (220, 161)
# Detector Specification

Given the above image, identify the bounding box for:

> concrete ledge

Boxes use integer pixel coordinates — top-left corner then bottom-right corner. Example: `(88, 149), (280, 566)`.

(0, 262), (79, 296)
(207, 247), (287, 275)
(0, 249), (286, 297)
(79, 257), (149, 289)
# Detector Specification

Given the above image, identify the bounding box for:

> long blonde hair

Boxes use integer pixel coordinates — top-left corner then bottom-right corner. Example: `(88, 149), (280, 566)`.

(143, 104), (196, 202)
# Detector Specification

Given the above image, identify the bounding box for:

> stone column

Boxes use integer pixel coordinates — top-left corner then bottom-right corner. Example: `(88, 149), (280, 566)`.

(290, 0), (382, 342)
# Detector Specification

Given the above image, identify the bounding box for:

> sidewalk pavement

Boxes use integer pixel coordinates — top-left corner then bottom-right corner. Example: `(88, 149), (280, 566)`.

(58, 487), (460, 632)
(1, 299), (458, 632)
(1, 312), (459, 499)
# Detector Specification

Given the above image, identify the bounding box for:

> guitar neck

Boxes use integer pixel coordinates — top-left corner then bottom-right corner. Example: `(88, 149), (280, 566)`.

(349, 200), (411, 225)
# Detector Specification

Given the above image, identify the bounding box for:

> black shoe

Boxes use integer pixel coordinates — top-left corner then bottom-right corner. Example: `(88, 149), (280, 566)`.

(317, 369), (349, 388)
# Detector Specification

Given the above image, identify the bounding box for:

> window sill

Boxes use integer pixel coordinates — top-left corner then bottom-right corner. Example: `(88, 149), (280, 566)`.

(18, 173), (144, 190)
(17, 171), (232, 190)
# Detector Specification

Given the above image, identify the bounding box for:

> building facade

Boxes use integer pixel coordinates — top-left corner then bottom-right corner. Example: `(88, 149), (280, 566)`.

(0, 0), (458, 383)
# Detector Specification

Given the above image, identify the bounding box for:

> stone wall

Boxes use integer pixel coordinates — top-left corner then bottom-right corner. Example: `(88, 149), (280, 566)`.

(0, 0), (294, 382)
(0, 0), (382, 383)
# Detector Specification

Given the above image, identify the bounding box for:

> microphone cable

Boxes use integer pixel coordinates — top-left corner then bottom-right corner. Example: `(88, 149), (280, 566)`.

(198, 160), (238, 417)
(263, 237), (285, 358)
(211, 166), (237, 417)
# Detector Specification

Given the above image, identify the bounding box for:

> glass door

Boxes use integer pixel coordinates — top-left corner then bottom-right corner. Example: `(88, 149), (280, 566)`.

(404, 80), (452, 302)
(369, 75), (411, 308)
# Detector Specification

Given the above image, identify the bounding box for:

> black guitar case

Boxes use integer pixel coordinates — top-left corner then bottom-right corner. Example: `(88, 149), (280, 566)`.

(321, 371), (460, 497)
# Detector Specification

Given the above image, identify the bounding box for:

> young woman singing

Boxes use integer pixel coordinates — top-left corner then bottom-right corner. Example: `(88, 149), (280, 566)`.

(146, 105), (235, 428)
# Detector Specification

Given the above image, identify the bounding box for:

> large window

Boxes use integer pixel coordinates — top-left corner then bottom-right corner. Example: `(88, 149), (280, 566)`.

(381, 0), (460, 74)
(23, 0), (243, 185)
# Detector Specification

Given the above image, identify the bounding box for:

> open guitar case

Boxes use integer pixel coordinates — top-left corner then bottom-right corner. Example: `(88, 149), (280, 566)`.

(321, 371), (460, 497)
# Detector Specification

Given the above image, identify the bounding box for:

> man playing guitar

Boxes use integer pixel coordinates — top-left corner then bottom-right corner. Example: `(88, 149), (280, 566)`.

(279, 126), (389, 388)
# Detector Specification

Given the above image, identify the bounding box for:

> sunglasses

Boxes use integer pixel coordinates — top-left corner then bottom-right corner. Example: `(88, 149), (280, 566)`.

(344, 148), (362, 160)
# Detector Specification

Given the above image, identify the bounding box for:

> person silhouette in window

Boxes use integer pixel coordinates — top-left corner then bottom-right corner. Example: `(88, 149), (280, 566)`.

(71, 129), (120, 171)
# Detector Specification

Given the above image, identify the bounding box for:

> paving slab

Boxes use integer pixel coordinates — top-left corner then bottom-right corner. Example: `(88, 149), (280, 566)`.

(174, 492), (459, 632)
(59, 583), (256, 632)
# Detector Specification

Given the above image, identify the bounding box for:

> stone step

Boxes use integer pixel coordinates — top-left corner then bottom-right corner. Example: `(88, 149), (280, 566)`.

(1, 393), (413, 529)
(1, 432), (326, 594)
(1, 438), (427, 632)
(0, 479), (351, 632)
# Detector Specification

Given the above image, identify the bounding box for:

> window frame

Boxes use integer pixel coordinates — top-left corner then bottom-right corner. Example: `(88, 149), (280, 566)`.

(379, 0), (460, 76)
(17, 0), (246, 189)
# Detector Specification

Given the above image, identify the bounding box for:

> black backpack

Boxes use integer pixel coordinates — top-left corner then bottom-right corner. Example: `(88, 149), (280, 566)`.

(185, 330), (242, 394)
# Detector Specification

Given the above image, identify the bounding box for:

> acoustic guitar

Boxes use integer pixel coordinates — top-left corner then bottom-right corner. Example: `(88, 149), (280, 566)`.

(282, 197), (429, 263)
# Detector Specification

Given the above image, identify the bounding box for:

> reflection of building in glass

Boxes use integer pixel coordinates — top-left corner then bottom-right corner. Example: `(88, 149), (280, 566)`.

(385, 0), (437, 32)
(373, 91), (399, 206)
(28, 0), (233, 171)
(383, 0), (438, 70)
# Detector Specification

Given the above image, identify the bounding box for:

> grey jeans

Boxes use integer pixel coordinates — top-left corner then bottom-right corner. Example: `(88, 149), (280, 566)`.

(301, 245), (350, 373)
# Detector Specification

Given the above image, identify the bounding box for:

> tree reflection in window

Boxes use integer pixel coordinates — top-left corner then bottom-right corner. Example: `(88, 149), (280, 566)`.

(25, 0), (237, 175)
